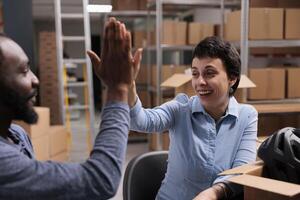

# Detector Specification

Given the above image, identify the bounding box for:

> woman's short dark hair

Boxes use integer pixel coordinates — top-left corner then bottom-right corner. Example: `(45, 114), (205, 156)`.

(192, 36), (241, 96)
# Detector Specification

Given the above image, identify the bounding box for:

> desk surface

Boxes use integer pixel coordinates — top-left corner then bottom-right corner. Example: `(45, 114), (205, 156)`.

(252, 103), (300, 114)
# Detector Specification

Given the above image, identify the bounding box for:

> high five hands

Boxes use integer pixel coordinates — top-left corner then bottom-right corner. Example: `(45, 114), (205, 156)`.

(87, 17), (143, 97)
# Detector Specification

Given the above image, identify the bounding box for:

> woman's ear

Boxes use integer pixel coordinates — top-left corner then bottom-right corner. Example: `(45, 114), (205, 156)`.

(229, 76), (237, 87)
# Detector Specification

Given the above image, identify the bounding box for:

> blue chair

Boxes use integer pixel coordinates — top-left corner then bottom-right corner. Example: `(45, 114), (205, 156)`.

(123, 151), (168, 200)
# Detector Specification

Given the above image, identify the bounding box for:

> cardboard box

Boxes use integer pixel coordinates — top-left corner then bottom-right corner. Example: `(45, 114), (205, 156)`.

(162, 20), (175, 45)
(161, 20), (187, 45)
(151, 65), (188, 87)
(49, 125), (68, 156)
(174, 21), (187, 45)
(285, 9), (300, 39)
(31, 134), (50, 161)
(111, 0), (139, 10)
(161, 74), (255, 99)
(188, 22), (215, 45)
(225, 8), (284, 41)
(50, 151), (69, 162)
(250, 8), (284, 39)
(220, 161), (300, 200)
(287, 67), (300, 98)
(224, 10), (241, 41)
(13, 107), (50, 139)
(233, 75), (256, 103)
(133, 30), (147, 48)
(161, 73), (194, 96)
(248, 68), (285, 100)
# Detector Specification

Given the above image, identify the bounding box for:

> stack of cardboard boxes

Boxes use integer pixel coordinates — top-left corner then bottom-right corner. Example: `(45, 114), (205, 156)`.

(14, 107), (69, 162)
(224, 8), (300, 41)
(39, 31), (62, 125)
(248, 67), (300, 100)
(133, 20), (216, 48)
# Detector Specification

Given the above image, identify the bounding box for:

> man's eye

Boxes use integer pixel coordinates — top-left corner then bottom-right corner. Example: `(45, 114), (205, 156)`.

(23, 66), (30, 73)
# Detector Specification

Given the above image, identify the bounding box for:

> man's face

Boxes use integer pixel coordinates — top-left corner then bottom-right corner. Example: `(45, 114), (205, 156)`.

(0, 39), (39, 124)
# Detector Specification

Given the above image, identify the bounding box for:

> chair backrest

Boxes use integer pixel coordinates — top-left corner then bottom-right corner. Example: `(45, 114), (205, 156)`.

(123, 151), (168, 200)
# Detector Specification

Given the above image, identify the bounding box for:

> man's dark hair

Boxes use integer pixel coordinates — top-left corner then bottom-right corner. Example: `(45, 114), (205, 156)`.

(192, 36), (241, 96)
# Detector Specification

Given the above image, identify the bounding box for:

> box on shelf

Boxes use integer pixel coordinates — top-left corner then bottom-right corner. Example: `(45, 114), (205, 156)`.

(220, 161), (300, 200)
(285, 9), (300, 39)
(248, 68), (285, 100)
(251, 0), (300, 8)
(49, 125), (68, 157)
(174, 21), (187, 45)
(133, 30), (147, 48)
(225, 8), (284, 41)
(249, 8), (284, 39)
(162, 20), (175, 45)
(224, 10), (241, 41)
(13, 107), (50, 139)
(162, 20), (187, 45)
(188, 22), (215, 45)
(111, 0), (139, 10)
(287, 67), (300, 98)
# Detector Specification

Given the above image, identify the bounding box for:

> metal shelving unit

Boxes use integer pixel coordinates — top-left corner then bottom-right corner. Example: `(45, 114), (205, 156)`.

(146, 0), (240, 150)
(240, 0), (300, 106)
(147, 0), (240, 106)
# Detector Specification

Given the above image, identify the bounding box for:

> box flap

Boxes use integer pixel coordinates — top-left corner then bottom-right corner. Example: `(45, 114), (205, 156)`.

(238, 74), (256, 88)
(229, 174), (300, 197)
(219, 161), (263, 175)
(161, 73), (192, 88)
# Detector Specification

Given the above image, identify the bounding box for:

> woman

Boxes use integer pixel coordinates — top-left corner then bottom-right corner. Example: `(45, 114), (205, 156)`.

(129, 36), (257, 200)
(89, 35), (257, 199)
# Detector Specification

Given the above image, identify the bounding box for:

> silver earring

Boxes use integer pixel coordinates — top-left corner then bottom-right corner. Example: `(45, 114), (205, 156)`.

(229, 87), (234, 94)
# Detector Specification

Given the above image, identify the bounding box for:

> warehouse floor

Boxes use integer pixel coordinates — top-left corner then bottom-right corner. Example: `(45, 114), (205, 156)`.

(69, 111), (149, 199)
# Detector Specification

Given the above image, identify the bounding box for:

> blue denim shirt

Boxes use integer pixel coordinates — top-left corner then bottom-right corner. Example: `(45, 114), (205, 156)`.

(130, 93), (258, 200)
(0, 102), (129, 200)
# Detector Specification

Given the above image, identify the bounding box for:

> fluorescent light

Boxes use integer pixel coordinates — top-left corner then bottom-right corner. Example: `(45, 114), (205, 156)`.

(87, 5), (112, 13)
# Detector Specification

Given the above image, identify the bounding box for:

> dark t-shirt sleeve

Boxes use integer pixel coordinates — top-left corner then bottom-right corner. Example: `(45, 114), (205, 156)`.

(0, 102), (129, 200)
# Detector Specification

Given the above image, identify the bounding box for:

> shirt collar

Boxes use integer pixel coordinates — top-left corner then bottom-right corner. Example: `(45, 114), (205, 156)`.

(192, 96), (239, 119)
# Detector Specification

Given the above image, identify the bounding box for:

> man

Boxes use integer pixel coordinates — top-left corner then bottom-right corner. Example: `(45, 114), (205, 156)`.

(0, 17), (141, 199)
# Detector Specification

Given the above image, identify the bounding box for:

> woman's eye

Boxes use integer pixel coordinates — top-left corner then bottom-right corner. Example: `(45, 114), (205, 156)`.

(204, 70), (216, 77)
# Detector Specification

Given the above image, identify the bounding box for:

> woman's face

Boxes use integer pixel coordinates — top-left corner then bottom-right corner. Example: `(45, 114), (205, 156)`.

(191, 57), (236, 112)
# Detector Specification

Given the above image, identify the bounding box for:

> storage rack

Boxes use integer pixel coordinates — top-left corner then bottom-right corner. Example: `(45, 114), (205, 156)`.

(146, 0), (240, 150)
(240, 0), (300, 107)
(146, 0), (240, 106)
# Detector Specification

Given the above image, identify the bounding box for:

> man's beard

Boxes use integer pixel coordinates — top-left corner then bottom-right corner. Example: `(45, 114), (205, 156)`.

(1, 86), (38, 124)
